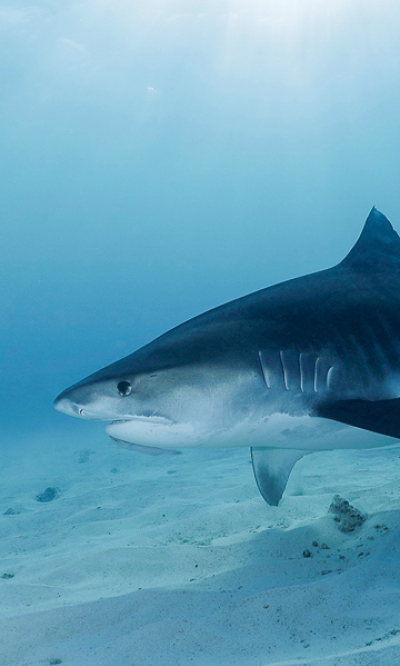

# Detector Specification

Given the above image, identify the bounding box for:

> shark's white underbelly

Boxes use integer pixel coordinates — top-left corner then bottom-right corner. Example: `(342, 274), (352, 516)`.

(105, 412), (395, 451)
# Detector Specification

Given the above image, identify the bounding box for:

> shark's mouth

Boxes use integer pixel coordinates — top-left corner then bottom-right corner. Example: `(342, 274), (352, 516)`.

(105, 415), (187, 449)
(108, 415), (174, 427)
(106, 416), (174, 440)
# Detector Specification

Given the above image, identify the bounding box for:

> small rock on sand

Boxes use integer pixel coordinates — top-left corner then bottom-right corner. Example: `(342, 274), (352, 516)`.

(329, 495), (367, 532)
(36, 487), (61, 503)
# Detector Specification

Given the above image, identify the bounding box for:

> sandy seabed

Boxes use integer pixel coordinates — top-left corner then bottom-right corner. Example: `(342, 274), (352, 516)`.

(1, 427), (400, 666)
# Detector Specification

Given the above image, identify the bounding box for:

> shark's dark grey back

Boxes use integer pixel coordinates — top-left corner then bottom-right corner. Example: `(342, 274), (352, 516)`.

(85, 209), (400, 384)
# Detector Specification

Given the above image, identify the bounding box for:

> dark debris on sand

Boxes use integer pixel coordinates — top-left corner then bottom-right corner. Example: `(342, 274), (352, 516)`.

(329, 494), (367, 532)
(36, 487), (61, 503)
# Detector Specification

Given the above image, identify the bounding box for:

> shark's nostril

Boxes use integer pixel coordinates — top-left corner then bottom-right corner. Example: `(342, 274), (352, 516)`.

(79, 408), (84, 416)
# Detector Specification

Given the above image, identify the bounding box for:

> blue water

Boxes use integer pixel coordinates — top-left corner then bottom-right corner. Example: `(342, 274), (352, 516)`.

(2, 1), (400, 435)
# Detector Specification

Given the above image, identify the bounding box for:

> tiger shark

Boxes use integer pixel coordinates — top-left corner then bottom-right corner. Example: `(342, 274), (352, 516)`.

(54, 208), (400, 505)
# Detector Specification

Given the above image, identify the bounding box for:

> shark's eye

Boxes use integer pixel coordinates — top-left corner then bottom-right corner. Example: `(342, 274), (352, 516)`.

(117, 380), (132, 396)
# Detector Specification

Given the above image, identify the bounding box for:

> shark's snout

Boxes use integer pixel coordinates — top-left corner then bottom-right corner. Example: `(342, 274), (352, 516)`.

(54, 391), (84, 417)
(54, 378), (136, 421)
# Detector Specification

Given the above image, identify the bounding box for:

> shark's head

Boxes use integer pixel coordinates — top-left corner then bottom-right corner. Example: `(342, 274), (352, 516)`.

(54, 319), (266, 449)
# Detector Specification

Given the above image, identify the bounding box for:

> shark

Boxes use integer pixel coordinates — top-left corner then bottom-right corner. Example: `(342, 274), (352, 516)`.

(54, 208), (400, 505)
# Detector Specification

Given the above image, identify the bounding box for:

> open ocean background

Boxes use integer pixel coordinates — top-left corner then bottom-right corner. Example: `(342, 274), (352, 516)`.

(2, 0), (400, 437)
(4, 5), (400, 666)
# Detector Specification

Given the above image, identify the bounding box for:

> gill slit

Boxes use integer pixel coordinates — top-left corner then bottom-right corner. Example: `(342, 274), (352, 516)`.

(279, 351), (289, 391)
(313, 357), (319, 393)
(299, 354), (304, 393)
(258, 351), (271, 389)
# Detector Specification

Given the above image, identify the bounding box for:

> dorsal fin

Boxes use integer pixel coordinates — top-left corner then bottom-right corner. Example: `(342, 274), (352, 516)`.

(341, 207), (400, 268)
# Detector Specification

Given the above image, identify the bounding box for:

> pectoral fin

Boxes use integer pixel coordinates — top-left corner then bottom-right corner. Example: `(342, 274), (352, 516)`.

(251, 447), (312, 506)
